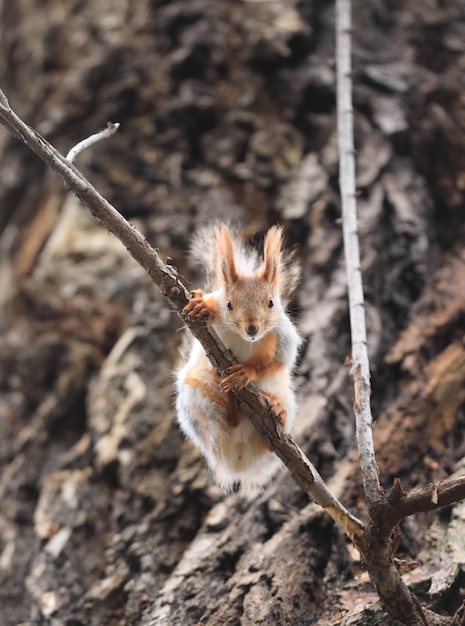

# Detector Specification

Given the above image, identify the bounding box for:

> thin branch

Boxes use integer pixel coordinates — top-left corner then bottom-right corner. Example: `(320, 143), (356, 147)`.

(335, 2), (433, 624)
(386, 476), (465, 527)
(336, 0), (382, 508)
(0, 88), (364, 543)
(66, 122), (120, 163)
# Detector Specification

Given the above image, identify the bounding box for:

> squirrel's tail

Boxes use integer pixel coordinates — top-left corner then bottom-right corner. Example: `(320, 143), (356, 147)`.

(279, 245), (301, 307)
(189, 223), (257, 291)
(189, 223), (301, 304)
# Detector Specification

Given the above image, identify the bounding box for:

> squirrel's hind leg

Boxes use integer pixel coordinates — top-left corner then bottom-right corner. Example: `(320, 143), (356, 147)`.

(176, 373), (228, 450)
(176, 368), (281, 492)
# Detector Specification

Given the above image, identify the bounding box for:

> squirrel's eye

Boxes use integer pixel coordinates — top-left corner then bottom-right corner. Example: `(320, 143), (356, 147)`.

(226, 300), (233, 311)
(268, 298), (274, 308)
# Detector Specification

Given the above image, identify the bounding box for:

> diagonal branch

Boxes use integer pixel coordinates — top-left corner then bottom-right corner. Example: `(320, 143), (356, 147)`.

(0, 88), (364, 543)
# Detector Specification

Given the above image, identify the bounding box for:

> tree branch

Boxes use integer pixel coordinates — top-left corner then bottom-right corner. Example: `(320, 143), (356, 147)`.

(0, 88), (364, 543)
(336, 0), (382, 509)
(335, 2), (444, 624)
(66, 122), (120, 163)
(386, 476), (465, 528)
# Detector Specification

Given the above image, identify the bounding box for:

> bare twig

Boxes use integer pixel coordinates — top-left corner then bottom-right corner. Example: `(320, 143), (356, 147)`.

(386, 475), (465, 527)
(336, 0), (382, 509)
(0, 88), (364, 543)
(66, 122), (120, 163)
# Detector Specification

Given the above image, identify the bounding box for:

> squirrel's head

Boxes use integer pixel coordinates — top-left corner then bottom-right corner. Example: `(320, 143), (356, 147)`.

(216, 225), (283, 342)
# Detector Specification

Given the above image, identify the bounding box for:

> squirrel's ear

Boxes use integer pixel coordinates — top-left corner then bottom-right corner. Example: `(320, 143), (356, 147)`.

(216, 225), (239, 285)
(262, 225), (282, 285)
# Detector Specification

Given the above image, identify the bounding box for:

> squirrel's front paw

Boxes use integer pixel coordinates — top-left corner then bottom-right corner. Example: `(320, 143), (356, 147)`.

(220, 364), (254, 392)
(183, 289), (211, 321)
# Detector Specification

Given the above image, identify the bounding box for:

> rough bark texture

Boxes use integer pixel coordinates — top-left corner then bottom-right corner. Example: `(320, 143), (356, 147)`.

(1, 1), (465, 625)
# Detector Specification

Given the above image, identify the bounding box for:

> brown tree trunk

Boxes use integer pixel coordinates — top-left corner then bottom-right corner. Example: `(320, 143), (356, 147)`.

(1, 0), (465, 624)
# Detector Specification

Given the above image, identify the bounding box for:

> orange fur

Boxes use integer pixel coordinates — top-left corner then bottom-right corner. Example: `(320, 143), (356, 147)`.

(261, 391), (288, 428)
(185, 373), (242, 427)
(185, 376), (229, 413)
(220, 332), (284, 391)
(216, 225), (239, 285)
(261, 225), (283, 285)
(183, 289), (220, 323)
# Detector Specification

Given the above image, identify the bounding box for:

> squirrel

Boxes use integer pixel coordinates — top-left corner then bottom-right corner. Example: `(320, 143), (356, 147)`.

(175, 224), (301, 493)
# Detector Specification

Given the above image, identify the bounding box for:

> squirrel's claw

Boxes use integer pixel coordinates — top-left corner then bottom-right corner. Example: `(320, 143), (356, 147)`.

(184, 302), (210, 320)
(183, 290), (211, 320)
(262, 391), (288, 425)
(220, 364), (252, 392)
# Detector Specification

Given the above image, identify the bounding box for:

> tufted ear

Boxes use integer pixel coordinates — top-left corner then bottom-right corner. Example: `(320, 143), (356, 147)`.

(261, 225), (282, 285)
(216, 225), (239, 285)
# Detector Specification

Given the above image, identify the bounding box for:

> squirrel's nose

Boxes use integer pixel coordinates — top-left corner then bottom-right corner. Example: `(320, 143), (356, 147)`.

(246, 324), (259, 337)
